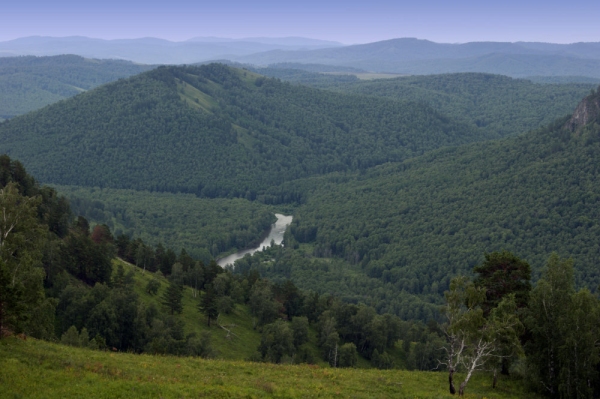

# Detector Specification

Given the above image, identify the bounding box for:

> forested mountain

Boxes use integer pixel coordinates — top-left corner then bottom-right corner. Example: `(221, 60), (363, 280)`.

(321, 73), (595, 138)
(256, 89), (600, 317)
(3, 61), (599, 319)
(0, 55), (154, 120)
(0, 64), (488, 199)
(235, 38), (600, 78)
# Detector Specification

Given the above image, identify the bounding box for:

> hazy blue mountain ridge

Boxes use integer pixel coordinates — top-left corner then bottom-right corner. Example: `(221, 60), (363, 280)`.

(0, 55), (154, 119)
(0, 36), (343, 64)
(234, 38), (600, 78)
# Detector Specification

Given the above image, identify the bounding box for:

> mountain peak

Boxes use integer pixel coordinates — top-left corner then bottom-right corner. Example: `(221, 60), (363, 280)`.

(565, 87), (600, 132)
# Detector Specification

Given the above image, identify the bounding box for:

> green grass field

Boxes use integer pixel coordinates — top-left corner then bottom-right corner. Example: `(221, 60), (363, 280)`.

(0, 260), (540, 398)
(0, 336), (539, 398)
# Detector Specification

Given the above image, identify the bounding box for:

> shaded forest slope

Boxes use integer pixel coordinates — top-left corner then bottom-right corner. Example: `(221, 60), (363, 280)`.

(273, 89), (600, 314)
(323, 73), (595, 138)
(0, 64), (486, 200)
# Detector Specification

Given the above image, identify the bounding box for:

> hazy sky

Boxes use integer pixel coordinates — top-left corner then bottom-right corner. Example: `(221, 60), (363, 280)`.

(2, 0), (598, 44)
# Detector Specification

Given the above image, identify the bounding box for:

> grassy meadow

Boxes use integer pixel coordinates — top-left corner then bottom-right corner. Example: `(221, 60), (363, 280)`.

(0, 259), (540, 398)
(0, 335), (538, 399)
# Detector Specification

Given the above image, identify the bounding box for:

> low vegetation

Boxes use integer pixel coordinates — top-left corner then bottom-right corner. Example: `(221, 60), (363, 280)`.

(0, 337), (538, 398)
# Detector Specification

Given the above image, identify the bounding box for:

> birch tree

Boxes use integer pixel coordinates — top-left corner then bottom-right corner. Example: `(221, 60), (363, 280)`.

(440, 276), (523, 396)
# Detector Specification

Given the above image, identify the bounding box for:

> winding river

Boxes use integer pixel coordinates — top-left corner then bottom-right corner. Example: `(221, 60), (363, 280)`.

(217, 213), (293, 267)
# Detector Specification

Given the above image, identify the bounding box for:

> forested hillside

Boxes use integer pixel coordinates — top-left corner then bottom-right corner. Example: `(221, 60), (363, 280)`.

(3, 155), (598, 398)
(54, 184), (276, 260)
(324, 73), (595, 138)
(258, 89), (600, 317)
(0, 55), (153, 119)
(0, 64), (486, 199)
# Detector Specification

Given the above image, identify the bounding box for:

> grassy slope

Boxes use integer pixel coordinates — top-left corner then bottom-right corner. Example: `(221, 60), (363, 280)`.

(117, 258), (325, 364)
(121, 258), (262, 360)
(0, 336), (538, 399)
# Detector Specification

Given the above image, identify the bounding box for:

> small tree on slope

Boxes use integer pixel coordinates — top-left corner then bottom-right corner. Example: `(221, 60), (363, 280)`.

(440, 276), (523, 396)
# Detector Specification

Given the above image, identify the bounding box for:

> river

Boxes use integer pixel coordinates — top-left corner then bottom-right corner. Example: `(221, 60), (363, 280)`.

(216, 213), (293, 267)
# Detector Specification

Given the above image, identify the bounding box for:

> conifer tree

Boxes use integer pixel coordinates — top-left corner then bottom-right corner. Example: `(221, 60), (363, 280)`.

(162, 279), (183, 315)
(198, 284), (219, 327)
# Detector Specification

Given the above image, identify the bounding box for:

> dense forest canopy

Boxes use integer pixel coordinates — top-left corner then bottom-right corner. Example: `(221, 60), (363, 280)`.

(2, 156), (598, 398)
(4, 63), (596, 318)
(0, 64), (491, 199)
(1, 54), (600, 396)
(55, 184), (276, 260)
(268, 89), (600, 315)
(320, 73), (595, 138)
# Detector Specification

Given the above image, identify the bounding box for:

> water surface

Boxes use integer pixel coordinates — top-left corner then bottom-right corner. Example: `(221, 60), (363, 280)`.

(217, 213), (292, 267)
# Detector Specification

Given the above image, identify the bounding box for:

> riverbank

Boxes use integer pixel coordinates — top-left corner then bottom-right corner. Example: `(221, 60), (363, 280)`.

(217, 213), (293, 267)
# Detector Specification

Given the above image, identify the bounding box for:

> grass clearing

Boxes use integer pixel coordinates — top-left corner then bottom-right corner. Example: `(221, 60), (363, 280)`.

(0, 336), (539, 398)
(177, 79), (218, 112)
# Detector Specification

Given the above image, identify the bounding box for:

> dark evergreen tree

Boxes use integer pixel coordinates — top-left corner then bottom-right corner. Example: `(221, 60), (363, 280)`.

(161, 279), (183, 315)
(146, 278), (161, 295)
(291, 316), (309, 348)
(203, 259), (223, 287)
(198, 284), (219, 327)
(473, 251), (531, 316)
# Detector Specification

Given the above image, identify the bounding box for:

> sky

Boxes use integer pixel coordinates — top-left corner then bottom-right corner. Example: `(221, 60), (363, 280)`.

(1, 0), (599, 44)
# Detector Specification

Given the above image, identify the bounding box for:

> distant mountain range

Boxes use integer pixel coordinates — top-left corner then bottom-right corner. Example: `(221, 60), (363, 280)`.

(2, 36), (600, 78)
(234, 38), (600, 78)
(186, 36), (342, 47)
(0, 36), (342, 65)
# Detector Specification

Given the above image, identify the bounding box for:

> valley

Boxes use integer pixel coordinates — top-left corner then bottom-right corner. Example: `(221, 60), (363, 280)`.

(1, 40), (600, 397)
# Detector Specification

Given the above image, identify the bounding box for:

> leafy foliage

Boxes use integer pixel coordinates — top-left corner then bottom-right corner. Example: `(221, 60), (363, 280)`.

(473, 251), (531, 315)
(525, 254), (600, 398)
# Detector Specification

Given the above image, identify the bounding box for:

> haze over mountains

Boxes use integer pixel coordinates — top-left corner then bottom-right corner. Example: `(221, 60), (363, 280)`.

(235, 38), (600, 78)
(2, 36), (600, 79)
(0, 36), (342, 65)
(0, 55), (153, 120)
